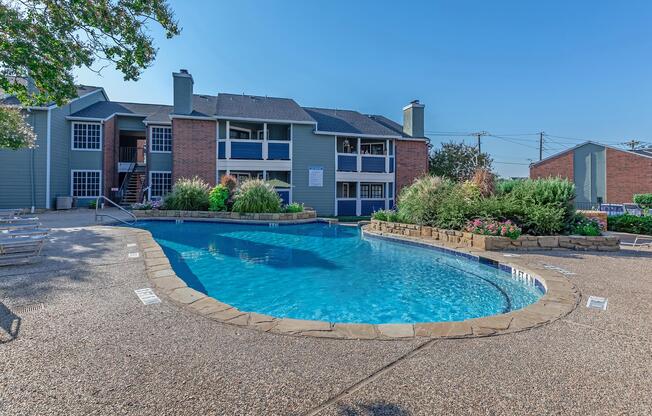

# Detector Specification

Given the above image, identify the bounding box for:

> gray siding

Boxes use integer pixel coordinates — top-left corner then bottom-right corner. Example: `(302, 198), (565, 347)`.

(0, 109), (48, 209)
(149, 153), (173, 171)
(50, 89), (107, 207)
(573, 143), (606, 204)
(117, 116), (146, 131)
(291, 124), (335, 215)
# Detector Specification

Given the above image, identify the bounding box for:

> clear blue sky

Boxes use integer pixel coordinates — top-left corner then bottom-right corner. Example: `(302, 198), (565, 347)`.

(74, 0), (652, 177)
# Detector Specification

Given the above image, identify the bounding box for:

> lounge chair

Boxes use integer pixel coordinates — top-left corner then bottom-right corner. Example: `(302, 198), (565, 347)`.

(620, 235), (652, 249)
(0, 209), (25, 218)
(0, 234), (47, 266)
(0, 221), (42, 232)
(1, 228), (50, 238)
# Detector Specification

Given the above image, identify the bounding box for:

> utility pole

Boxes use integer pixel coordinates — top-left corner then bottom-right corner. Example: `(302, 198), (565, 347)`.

(472, 131), (489, 153)
(539, 131), (545, 161)
(622, 139), (642, 150)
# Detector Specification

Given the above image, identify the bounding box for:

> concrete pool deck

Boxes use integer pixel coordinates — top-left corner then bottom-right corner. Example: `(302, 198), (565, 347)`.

(1, 210), (651, 415)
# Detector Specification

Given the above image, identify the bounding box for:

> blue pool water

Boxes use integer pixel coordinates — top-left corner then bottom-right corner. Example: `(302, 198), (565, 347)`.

(138, 221), (543, 324)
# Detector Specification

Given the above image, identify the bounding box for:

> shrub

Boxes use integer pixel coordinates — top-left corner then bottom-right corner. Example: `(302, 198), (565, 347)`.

(465, 219), (522, 240)
(495, 179), (522, 196)
(131, 202), (152, 210)
(88, 200), (97, 209)
(633, 193), (652, 209)
(520, 205), (565, 236)
(397, 176), (453, 225)
(220, 174), (237, 192)
(164, 176), (210, 211)
(506, 177), (576, 235)
(232, 179), (281, 213)
(372, 210), (388, 221)
(470, 168), (495, 198)
(284, 202), (304, 213)
(433, 183), (477, 230)
(608, 214), (652, 235)
(208, 184), (229, 212)
(569, 213), (603, 236)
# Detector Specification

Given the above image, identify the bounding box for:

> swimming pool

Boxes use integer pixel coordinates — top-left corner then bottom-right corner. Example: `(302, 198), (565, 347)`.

(138, 221), (543, 324)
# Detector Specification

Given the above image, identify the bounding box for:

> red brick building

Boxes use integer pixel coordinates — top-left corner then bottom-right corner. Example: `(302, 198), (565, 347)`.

(530, 141), (652, 204)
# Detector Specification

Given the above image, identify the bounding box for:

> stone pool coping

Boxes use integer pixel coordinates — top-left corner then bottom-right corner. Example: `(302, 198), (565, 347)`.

(129, 224), (580, 341)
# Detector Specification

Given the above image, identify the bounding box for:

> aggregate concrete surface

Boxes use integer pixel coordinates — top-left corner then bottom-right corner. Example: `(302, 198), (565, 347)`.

(1, 211), (650, 415)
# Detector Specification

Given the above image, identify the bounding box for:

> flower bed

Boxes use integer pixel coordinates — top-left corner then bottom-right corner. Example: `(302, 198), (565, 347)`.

(368, 219), (620, 251)
(133, 209), (316, 221)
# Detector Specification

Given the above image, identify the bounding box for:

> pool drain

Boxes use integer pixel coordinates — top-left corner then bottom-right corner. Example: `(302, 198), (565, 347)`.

(14, 303), (45, 314)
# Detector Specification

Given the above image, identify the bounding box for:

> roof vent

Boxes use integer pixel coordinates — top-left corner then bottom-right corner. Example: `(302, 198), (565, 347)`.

(180, 69), (188, 74)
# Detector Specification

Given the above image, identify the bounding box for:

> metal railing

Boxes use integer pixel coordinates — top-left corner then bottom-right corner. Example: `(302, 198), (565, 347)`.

(119, 147), (137, 163)
(116, 162), (138, 204)
(95, 196), (137, 226)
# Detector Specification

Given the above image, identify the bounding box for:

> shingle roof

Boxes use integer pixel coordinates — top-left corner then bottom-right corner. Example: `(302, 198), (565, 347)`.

(631, 148), (652, 158)
(0, 84), (104, 106)
(188, 94), (218, 118)
(303, 107), (401, 137)
(367, 114), (411, 138)
(215, 93), (314, 123)
(69, 101), (172, 123)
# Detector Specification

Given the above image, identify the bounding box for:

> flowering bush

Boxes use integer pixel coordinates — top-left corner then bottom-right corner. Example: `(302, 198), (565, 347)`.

(151, 199), (163, 210)
(569, 214), (604, 236)
(465, 219), (522, 240)
(131, 202), (152, 210)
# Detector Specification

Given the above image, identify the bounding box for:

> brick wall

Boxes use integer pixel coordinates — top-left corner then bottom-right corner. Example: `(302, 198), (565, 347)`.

(395, 139), (429, 196)
(103, 116), (118, 197)
(606, 147), (652, 203)
(172, 119), (216, 186)
(529, 151), (574, 181)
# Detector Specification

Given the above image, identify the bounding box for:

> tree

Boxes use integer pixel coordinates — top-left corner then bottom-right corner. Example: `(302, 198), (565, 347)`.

(0, 105), (37, 149)
(0, 0), (180, 148)
(429, 141), (493, 182)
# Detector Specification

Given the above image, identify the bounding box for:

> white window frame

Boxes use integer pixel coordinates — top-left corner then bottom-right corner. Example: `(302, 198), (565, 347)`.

(360, 142), (385, 155)
(229, 126), (253, 140)
(71, 122), (102, 151)
(70, 169), (102, 198)
(149, 170), (172, 199)
(342, 182), (350, 198)
(149, 126), (172, 153)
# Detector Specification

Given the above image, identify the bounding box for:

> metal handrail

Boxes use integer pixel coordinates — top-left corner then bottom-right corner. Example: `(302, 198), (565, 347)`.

(117, 162), (137, 203)
(95, 196), (137, 226)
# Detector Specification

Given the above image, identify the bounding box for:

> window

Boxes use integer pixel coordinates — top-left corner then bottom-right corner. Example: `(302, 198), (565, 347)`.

(360, 184), (384, 199)
(342, 183), (350, 198)
(72, 170), (101, 197)
(150, 172), (172, 198)
(150, 127), (172, 152)
(360, 142), (385, 155)
(229, 127), (251, 139)
(72, 123), (101, 150)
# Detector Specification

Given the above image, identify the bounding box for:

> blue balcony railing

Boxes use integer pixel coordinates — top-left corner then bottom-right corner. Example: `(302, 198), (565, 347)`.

(361, 156), (385, 173)
(361, 199), (386, 215)
(337, 199), (356, 216)
(231, 141), (263, 160)
(268, 142), (290, 160)
(337, 155), (357, 172)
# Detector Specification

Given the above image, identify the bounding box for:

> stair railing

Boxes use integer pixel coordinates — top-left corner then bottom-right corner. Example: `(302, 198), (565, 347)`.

(95, 196), (137, 226)
(117, 162), (137, 204)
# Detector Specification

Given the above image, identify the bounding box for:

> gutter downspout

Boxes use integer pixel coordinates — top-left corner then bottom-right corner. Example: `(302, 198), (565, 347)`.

(30, 147), (35, 213)
(45, 107), (52, 209)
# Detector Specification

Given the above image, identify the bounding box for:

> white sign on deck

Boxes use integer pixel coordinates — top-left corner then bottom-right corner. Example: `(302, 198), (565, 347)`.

(135, 288), (161, 305)
(586, 296), (608, 310)
(309, 166), (323, 187)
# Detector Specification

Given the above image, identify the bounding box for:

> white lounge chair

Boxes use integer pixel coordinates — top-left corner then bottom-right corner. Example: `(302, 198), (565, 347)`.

(1, 228), (50, 238)
(621, 235), (652, 249)
(0, 221), (42, 232)
(0, 217), (40, 224)
(0, 235), (47, 266)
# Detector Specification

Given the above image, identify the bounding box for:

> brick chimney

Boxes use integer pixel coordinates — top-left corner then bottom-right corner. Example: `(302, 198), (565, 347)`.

(173, 69), (193, 115)
(403, 100), (425, 138)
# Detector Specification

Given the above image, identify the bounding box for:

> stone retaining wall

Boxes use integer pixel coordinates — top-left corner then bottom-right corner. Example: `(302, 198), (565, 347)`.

(133, 209), (316, 221)
(368, 219), (619, 251)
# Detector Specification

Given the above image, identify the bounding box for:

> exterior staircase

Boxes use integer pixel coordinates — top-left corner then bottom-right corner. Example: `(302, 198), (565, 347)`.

(119, 165), (146, 207)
